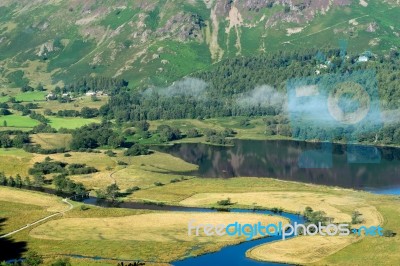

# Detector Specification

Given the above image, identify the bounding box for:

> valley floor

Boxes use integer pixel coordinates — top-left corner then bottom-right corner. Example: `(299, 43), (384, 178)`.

(0, 150), (399, 265)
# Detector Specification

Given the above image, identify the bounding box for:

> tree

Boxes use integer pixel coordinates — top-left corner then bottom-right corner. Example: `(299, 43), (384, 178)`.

(44, 109), (53, 116)
(105, 183), (120, 201)
(35, 83), (45, 91)
(80, 107), (99, 118)
(51, 257), (71, 266)
(124, 144), (149, 156)
(13, 133), (30, 148)
(23, 251), (43, 266)
(2, 120), (6, 127)
(0, 172), (7, 186)
(91, 95), (100, 102)
(0, 135), (12, 148)
(24, 176), (31, 187)
(134, 121), (150, 132)
(0, 109), (11, 116)
(33, 175), (45, 187)
(15, 174), (22, 188)
(6, 176), (15, 187)
(8, 97), (17, 103)
(186, 128), (200, 138)
(107, 135), (125, 148)
(157, 125), (182, 142)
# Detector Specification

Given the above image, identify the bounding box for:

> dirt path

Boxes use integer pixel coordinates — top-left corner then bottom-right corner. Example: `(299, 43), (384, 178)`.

(0, 198), (73, 238)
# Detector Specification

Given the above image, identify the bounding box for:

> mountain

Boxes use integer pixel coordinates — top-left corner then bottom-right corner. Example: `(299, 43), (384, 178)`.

(0, 0), (398, 89)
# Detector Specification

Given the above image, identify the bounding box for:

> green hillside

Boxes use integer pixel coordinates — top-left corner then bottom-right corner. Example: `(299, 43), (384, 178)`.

(0, 0), (398, 88)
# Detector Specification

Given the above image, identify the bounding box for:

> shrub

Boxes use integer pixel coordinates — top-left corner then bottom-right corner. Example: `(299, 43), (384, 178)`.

(105, 150), (116, 157)
(186, 128), (200, 138)
(124, 144), (149, 156)
(217, 198), (232, 206)
(382, 229), (396, 237)
(270, 207), (283, 214)
(80, 205), (90, 211)
(126, 186), (140, 193)
(351, 211), (364, 224)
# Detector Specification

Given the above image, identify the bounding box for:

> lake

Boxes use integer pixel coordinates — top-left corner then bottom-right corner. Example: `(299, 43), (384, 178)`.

(156, 140), (400, 194)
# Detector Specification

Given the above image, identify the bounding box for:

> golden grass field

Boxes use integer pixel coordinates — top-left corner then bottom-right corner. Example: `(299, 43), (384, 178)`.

(247, 236), (359, 265)
(0, 148), (197, 191)
(30, 212), (287, 242)
(247, 195), (400, 265)
(179, 191), (383, 226)
(30, 133), (72, 149)
(0, 200), (50, 233)
(0, 148), (33, 176)
(0, 187), (67, 212)
(32, 151), (117, 172)
(0, 187), (69, 234)
(66, 151), (197, 191)
(130, 177), (337, 203)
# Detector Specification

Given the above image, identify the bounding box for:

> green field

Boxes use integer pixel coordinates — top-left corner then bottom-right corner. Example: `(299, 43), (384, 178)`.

(15, 91), (47, 102)
(0, 114), (39, 128)
(0, 91), (48, 103)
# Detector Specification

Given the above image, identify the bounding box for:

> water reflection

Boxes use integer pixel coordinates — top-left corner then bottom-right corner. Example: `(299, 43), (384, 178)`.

(156, 140), (400, 191)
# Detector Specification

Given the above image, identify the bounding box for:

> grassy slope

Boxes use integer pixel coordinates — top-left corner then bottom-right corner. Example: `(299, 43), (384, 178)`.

(0, 1), (398, 88)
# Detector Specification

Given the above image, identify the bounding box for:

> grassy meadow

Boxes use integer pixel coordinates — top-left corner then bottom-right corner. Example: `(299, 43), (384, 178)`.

(0, 148), (33, 176)
(47, 117), (100, 130)
(0, 160), (399, 265)
(30, 133), (72, 149)
(0, 114), (39, 128)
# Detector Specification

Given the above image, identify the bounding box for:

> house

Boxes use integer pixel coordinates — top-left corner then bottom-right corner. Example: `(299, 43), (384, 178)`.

(45, 93), (57, 101)
(85, 91), (96, 96)
(357, 55), (369, 62)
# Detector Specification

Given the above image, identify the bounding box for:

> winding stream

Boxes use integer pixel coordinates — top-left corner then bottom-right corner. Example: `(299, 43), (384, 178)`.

(80, 198), (305, 266)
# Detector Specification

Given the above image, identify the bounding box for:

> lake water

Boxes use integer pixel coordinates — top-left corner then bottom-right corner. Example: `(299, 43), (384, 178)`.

(156, 140), (400, 194)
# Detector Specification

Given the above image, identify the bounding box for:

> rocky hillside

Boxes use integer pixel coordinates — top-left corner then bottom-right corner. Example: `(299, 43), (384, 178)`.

(0, 0), (398, 88)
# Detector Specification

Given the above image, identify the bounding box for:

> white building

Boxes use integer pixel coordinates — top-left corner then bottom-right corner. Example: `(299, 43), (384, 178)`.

(357, 56), (369, 62)
(85, 91), (96, 96)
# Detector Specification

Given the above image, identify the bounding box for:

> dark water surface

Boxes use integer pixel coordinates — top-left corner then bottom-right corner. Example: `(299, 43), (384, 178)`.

(156, 140), (400, 194)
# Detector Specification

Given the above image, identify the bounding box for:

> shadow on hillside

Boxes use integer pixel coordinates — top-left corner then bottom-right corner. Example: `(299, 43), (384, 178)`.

(0, 217), (27, 261)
